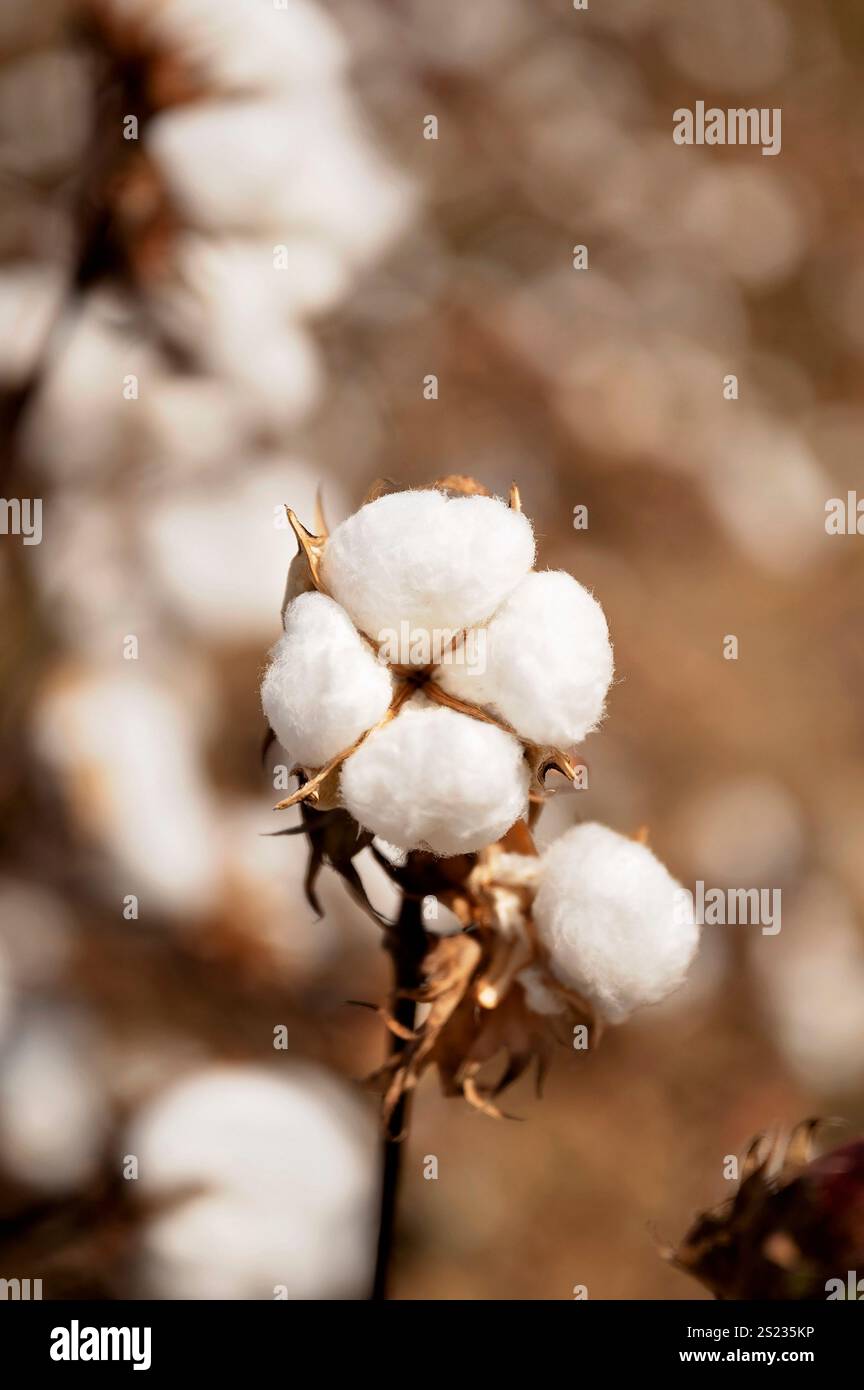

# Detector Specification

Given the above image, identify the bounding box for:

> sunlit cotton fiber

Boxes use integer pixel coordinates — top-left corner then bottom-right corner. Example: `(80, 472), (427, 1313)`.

(533, 823), (698, 1022)
(438, 570), (613, 746)
(320, 490), (535, 652)
(340, 694), (530, 856)
(261, 592), (393, 768)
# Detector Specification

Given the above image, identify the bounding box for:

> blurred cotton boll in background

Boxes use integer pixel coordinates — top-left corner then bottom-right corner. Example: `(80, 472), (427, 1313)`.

(128, 1064), (377, 1299)
(0, 264), (66, 386)
(0, 1014), (108, 1193)
(142, 460), (348, 641)
(23, 292), (163, 482)
(673, 775), (805, 887)
(34, 670), (219, 919)
(102, 0), (349, 95)
(750, 878), (864, 1095)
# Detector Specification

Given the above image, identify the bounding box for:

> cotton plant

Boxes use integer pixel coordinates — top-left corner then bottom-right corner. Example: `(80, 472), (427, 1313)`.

(261, 475), (699, 1166)
(75, 0), (414, 433)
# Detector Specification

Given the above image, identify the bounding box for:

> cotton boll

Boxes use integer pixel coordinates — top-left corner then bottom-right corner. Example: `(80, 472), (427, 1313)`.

(749, 877), (864, 1093)
(321, 490), (535, 651)
(0, 263), (65, 386)
(24, 290), (161, 480)
(34, 671), (219, 918)
(104, 0), (348, 95)
(149, 91), (412, 267)
(0, 1015), (107, 1192)
(340, 695), (530, 856)
(143, 459), (342, 640)
(261, 592), (393, 769)
(128, 1063), (376, 1300)
(149, 237), (323, 430)
(438, 570), (613, 746)
(533, 823), (698, 1023)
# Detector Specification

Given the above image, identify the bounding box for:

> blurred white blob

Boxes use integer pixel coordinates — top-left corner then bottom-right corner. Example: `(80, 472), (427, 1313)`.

(679, 169), (806, 290)
(0, 879), (71, 989)
(103, 0), (348, 94)
(141, 3), (415, 396)
(0, 1015), (107, 1191)
(150, 238), (325, 431)
(135, 374), (248, 479)
(25, 291), (161, 480)
(662, 0), (789, 89)
(0, 265), (65, 385)
(142, 460), (347, 640)
(128, 1063), (377, 1299)
(170, 235), (350, 321)
(35, 490), (161, 658)
(674, 775), (805, 885)
(701, 417), (831, 574)
(34, 670), (219, 918)
(150, 95), (413, 269)
(750, 877), (864, 1093)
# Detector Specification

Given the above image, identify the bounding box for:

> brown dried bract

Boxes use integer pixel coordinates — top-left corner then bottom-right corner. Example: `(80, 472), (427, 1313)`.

(667, 1121), (864, 1300)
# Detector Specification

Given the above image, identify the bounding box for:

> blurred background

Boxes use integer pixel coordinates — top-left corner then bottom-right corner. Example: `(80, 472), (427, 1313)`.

(0, 0), (863, 1299)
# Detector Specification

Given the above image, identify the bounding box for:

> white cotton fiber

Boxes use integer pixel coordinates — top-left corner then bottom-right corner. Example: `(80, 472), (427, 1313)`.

(438, 570), (613, 747)
(261, 591), (392, 768)
(517, 966), (566, 1017)
(533, 823), (698, 1023)
(340, 694), (530, 856)
(320, 490), (535, 653)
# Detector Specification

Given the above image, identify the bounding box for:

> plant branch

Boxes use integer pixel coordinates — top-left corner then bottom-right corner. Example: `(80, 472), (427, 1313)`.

(370, 883), (427, 1301)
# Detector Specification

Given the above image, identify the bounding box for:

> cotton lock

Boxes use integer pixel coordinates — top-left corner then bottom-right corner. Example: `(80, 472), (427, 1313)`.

(340, 694), (530, 856)
(261, 591), (392, 768)
(321, 489), (535, 651)
(438, 569), (613, 746)
(532, 823), (698, 1023)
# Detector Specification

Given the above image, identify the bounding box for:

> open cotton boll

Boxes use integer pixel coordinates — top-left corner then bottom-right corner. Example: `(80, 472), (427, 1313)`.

(438, 571), (613, 747)
(261, 592), (393, 769)
(533, 823), (698, 1023)
(340, 695), (530, 856)
(321, 490), (535, 654)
